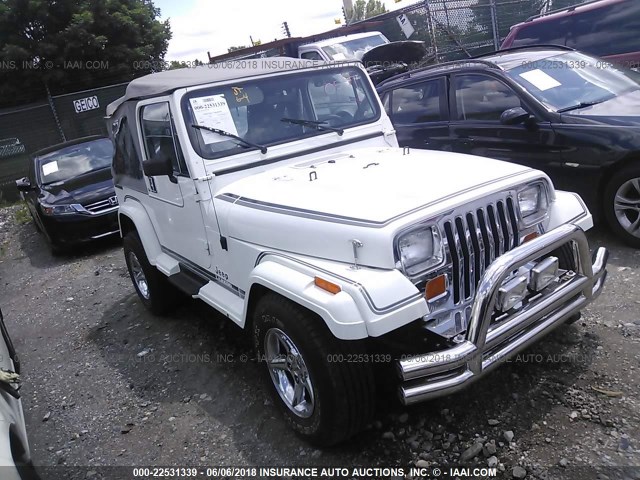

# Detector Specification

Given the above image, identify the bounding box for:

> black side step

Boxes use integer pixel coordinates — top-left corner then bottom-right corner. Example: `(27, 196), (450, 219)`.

(168, 266), (208, 296)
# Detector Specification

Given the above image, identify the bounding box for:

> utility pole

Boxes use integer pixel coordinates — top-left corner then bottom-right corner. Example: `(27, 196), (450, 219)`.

(489, 0), (500, 50)
(282, 21), (291, 38)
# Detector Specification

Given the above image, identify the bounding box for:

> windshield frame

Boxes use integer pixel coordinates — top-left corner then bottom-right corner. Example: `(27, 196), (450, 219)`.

(505, 51), (640, 113)
(180, 65), (381, 161)
(36, 138), (114, 186)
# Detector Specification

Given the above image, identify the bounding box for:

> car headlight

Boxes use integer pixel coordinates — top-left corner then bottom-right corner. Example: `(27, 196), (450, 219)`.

(41, 203), (81, 216)
(396, 225), (444, 277)
(518, 183), (548, 226)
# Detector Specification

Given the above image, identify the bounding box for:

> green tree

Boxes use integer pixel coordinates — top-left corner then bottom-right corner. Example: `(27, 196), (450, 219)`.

(0, 0), (171, 106)
(348, 0), (388, 23)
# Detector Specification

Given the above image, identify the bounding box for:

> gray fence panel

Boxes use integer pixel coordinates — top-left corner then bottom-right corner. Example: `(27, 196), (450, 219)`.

(51, 83), (127, 140)
(0, 82), (127, 202)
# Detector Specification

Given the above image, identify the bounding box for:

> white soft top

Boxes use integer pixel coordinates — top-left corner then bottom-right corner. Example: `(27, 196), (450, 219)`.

(106, 57), (328, 116)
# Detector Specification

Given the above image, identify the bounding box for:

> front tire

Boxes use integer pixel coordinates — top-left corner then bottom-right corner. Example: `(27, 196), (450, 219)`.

(604, 165), (640, 248)
(123, 231), (181, 315)
(252, 293), (375, 446)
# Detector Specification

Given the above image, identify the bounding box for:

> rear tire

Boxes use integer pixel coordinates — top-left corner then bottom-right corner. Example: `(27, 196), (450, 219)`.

(252, 292), (375, 446)
(123, 231), (181, 315)
(603, 165), (640, 248)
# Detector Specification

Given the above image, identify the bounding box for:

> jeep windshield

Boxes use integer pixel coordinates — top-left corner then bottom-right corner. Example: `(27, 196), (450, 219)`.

(506, 51), (640, 112)
(181, 66), (379, 160)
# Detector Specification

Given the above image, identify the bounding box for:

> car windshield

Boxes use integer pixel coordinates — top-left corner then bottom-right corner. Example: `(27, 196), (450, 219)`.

(321, 34), (388, 61)
(506, 52), (640, 112)
(37, 138), (113, 184)
(182, 66), (380, 160)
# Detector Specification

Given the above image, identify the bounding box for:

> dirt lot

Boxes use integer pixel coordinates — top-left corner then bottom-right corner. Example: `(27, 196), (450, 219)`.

(0, 203), (638, 480)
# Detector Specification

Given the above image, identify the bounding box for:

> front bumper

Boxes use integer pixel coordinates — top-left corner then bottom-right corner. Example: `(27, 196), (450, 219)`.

(41, 208), (119, 245)
(397, 224), (608, 405)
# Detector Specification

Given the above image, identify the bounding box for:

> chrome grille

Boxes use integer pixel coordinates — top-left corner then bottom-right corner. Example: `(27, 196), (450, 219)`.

(443, 196), (519, 304)
(84, 196), (118, 213)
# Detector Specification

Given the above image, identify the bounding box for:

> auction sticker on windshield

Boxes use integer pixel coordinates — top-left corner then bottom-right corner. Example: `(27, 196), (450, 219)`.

(518, 69), (561, 91)
(189, 94), (238, 144)
(42, 161), (59, 176)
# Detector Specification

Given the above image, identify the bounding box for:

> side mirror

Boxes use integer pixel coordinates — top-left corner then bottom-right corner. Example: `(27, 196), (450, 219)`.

(15, 177), (33, 192)
(500, 107), (532, 125)
(143, 151), (174, 178)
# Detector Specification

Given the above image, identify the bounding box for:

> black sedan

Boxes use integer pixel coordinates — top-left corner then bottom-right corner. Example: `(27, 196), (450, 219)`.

(377, 45), (640, 247)
(16, 136), (118, 253)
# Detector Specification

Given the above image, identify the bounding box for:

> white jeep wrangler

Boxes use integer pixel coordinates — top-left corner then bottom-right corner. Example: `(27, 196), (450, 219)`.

(106, 59), (608, 445)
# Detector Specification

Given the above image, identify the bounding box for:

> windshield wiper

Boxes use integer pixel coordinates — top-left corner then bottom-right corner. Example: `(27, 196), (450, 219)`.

(556, 100), (607, 113)
(191, 124), (267, 154)
(281, 118), (344, 136)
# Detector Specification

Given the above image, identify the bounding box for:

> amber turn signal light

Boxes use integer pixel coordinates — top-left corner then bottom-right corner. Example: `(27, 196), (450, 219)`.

(522, 231), (540, 243)
(425, 274), (447, 301)
(314, 277), (341, 294)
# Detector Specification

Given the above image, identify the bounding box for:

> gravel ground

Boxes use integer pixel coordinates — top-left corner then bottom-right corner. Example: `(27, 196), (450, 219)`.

(0, 203), (638, 480)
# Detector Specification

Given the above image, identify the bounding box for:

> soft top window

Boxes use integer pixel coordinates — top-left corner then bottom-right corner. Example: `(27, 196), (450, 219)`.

(181, 66), (380, 160)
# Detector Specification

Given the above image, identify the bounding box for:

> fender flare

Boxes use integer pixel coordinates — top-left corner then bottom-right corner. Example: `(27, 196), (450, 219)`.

(118, 198), (162, 265)
(548, 190), (593, 232)
(246, 259), (369, 340)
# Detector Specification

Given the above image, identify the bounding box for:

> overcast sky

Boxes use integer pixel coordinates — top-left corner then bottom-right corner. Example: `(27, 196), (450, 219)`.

(155, 0), (420, 62)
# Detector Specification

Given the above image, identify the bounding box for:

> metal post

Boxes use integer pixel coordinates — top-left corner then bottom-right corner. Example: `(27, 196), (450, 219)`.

(44, 82), (66, 142)
(442, 0), (451, 27)
(423, 0), (438, 58)
(489, 0), (500, 50)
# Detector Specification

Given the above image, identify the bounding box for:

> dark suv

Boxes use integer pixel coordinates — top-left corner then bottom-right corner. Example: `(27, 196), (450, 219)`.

(377, 46), (640, 247)
(501, 0), (640, 69)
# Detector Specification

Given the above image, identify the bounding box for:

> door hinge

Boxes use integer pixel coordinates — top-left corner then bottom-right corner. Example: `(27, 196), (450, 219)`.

(194, 174), (215, 182)
(220, 236), (228, 251)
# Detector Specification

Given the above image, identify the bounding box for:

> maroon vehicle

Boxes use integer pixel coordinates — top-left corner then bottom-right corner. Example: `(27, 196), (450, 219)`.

(501, 0), (640, 68)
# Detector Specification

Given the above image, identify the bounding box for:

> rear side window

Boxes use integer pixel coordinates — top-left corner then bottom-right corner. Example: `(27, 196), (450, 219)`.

(454, 75), (521, 122)
(112, 117), (143, 181)
(140, 102), (188, 176)
(511, 19), (569, 47)
(566, 1), (640, 57)
(390, 78), (445, 124)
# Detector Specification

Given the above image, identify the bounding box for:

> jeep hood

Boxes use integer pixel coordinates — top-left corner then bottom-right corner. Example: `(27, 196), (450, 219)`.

(218, 148), (536, 268)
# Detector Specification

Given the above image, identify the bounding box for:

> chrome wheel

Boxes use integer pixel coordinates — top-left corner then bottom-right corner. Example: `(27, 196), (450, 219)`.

(129, 252), (150, 300)
(614, 177), (640, 237)
(264, 328), (314, 418)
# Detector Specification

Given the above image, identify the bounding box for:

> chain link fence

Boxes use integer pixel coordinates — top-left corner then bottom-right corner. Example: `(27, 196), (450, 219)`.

(356, 0), (554, 62)
(0, 82), (126, 202)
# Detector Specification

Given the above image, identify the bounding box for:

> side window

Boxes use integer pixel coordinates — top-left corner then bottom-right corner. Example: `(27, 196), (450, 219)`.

(454, 75), (521, 122)
(140, 102), (188, 176)
(390, 78), (444, 124)
(301, 51), (323, 60)
(511, 20), (568, 47)
(113, 117), (143, 180)
(567, 2), (640, 57)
